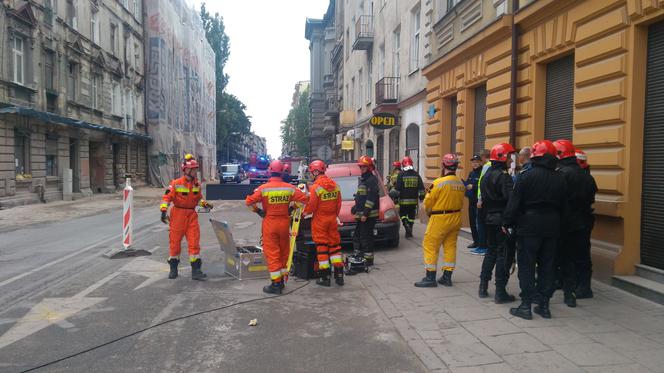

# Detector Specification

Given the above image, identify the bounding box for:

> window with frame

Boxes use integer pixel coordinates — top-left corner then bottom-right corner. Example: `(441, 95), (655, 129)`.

(44, 50), (55, 91)
(66, 0), (77, 30)
(367, 59), (372, 104)
(358, 68), (363, 110)
(393, 27), (400, 78)
(91, 10), (100, 44)
(110, 24), (118, 56)
(46, 136), (58, 177)
(447, 0), (461, 12)
(112, 82), (121, 115)
(91, 74), (100, 109)
(125, 90), (134, 130)
(14, 130), (30, 175)
(351, 77), (356, 110)
(12, 37), (25, 85)
(44, 0), (55, 27)
(410, 5), (421, 72)
(134, 41), (140, 69)
(134, 0), (141, 18)
(378, 44), (385, 79)
(67, 62), (78, 101)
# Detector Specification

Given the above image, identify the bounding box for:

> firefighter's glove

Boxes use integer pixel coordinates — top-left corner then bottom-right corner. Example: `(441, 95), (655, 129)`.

(200, 200), (213, 209)
(255, 208), (266, 218)
(161, 210), (169, 224)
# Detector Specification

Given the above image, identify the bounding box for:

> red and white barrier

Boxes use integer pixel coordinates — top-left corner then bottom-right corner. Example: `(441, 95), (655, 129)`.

(122, 178), (133, 248)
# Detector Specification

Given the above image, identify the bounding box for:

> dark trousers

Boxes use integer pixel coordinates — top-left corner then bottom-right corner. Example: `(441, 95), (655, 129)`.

(476, 208), (487, 248)
(577, 222), (594, 288)
(480, 224), (512, 287)
(400, 205), (417, 229)
(353, 218), (376, 254)
(558, 230), (586, 293)
(517, 235), (558, 302)
(468, 203), (479, 244)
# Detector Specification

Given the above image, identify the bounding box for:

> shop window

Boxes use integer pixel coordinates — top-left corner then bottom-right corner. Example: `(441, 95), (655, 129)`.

(544, 54), (574, 141)
(46, 136), (58, 177)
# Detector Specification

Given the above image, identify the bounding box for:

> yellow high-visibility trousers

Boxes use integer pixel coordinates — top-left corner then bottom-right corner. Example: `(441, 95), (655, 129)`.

(422, 213), (461, 272)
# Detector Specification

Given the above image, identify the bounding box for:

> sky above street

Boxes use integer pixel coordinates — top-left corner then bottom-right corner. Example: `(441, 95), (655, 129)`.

(191, 0), (329, 157)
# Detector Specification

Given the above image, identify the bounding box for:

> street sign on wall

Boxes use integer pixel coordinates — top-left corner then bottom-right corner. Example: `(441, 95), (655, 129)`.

(370, 113), (398, 130)
(341, 139), (354, 150)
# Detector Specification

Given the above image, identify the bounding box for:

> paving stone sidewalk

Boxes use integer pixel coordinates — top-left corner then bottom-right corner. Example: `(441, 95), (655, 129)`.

(362, 226), (664, 372)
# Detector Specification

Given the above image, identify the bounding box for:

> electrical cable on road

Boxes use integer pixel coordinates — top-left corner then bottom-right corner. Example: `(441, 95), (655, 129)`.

(21, 280), (311, 373)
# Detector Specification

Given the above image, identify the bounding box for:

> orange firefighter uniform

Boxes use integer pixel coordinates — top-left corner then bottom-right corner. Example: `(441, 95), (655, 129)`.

(303, 174), (342, 273)
(161, 176), (204, 259)
(245, 177), (308, 284)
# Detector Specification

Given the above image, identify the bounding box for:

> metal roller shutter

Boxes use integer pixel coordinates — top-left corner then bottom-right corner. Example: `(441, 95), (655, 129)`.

(473, 86), (487, 154)
(450, 96), (458, 153)
(544, 54), (574, 141)
(641, 21), (664, 270)
(376, 134), (384, 177)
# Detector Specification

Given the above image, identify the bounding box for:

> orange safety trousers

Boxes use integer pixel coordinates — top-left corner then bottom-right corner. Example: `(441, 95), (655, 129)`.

(169, 207), (200, 259)
(262, 215), (291, 281)
(312, 214), (343, 270)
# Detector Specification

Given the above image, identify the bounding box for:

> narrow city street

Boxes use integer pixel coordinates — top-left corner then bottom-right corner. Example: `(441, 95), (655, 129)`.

(0, 197), (663, 372)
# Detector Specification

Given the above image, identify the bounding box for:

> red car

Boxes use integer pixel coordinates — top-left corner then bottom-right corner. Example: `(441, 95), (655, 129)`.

(324, 162), (401, 248)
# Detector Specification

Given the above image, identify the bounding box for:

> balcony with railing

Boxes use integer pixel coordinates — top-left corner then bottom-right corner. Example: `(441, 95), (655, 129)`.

(353, 15), (374, 50)
(375, 77), (400, 106)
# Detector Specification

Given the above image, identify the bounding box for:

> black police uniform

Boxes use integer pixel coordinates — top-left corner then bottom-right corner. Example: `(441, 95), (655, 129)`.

(503, 154), (566, 318)
(479, 161), (515, 302)
(352, 170), (380, 263)
(465, 167), (482, 246)
(557, 157), (598, 303)
(394, 169), (425, 238)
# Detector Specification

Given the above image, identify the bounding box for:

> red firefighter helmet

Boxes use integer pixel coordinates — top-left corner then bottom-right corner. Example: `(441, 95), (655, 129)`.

(490, 143), (516, 162)
(442, 153), (460, 171)
(392, 161), (401, 168)
(268, 160), (285, 174)
(357, 155), (375, 170)
(182, 158), (199, 171)
(531, 140), (557, 158)
(401, 156), (414, 167)
(553, 139), (576, 159)
(575, 148), (589, 169)
(308, 160), (327, 174)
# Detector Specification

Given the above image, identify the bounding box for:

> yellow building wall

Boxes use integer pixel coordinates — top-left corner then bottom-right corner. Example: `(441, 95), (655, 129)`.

(424, 0), (664, 279)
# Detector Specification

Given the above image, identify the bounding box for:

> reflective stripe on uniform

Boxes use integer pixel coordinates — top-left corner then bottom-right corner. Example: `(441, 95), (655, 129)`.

(316, 186), (340, 201)
(330, 254), (342, 264)
(435, 179), (465, 189)
(424, 263), (437, 270)
(400, 198), (418, 205)
(261, 187), (294, 204)
(319, 260), (330, 269)
(442, 262), (455, 268)
(270, 271), (282, 280)
(175, 185), (189, 193)
(189, 255), (200, 262)
(192, 187), (200, 192)
(364, 200), (375, 208)
(160, 203), (168, 210)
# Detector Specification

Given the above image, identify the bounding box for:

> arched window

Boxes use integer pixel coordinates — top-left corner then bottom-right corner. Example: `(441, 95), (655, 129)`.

(406, 123), (419, 169)
(389, 128), (399, 166)
(365, 139), (374, 157)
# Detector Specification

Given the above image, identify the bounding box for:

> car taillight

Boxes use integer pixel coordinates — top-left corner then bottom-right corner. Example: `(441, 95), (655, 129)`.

(384, 208), (398, 221)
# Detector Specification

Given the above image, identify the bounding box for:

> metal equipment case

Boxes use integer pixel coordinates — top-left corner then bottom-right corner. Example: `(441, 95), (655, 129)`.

(210, 219), (269, 280)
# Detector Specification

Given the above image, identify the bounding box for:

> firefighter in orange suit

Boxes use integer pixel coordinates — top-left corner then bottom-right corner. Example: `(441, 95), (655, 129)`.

(160, 155), (213, 280)
(246, 160), (308, 294)
(303, 160), (344, 287)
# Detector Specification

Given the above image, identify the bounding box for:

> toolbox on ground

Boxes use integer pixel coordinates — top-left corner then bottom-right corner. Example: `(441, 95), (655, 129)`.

(292, 239), (324, 280)
(210, 219), (269, 280)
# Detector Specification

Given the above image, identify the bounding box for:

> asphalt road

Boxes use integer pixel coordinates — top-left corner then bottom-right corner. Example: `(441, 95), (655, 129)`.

(0, 200), (425, 373)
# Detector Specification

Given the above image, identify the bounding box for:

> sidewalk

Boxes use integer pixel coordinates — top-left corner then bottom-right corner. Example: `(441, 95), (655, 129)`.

(365, 224), (664, 372)
(0, 187), (164, 233)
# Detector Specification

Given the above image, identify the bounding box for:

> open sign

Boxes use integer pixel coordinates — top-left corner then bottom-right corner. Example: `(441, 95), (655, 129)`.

(370, 113), (398, 129)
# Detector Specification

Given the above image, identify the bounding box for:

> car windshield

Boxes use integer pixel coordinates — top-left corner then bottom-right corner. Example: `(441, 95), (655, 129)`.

(331, 176), (385, 201)
(221, 165), (238, 173)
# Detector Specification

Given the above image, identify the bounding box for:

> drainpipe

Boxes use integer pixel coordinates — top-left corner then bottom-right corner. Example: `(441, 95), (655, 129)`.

(509, 4), (520, 147)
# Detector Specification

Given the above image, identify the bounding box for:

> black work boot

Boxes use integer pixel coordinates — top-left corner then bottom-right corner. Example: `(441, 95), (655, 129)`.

(190, 259), (207, 281)
(263, 280), (283, 295)
(510, 300), (532, 320)
(534, 297), (552, 319)
(405, 224), (413, 238)
(494, 286), (516, 304)
(414, 271), (437, 287)
(438, 270), (453, 287)
(478, 279), (489, 298)
(564, 291), (577, 308)
(363, 252), (374, 266)
(333, 266), (344, 286)
(167, 258), (179, 279)
(575, 272), (594, 299)
(316, 268), (331, 287)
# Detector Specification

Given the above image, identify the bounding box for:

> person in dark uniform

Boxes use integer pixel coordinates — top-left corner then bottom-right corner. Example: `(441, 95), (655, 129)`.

(464, 154), (483, 248)
(479, 143), (517, 303)
(393, 156), (425, 238)
(352, 155), (380, 266)
(553, 140), (598, 305)
(503, 140), (566, 320)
